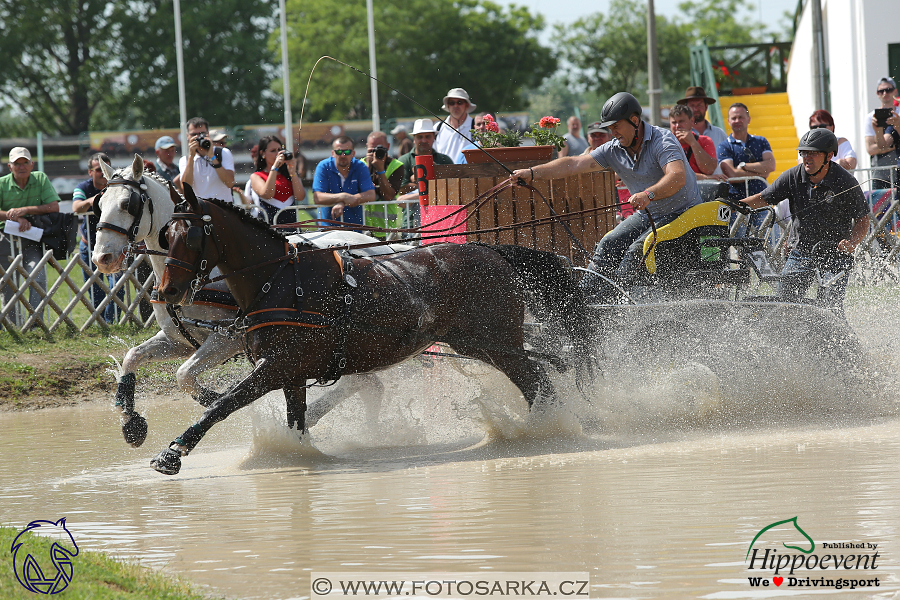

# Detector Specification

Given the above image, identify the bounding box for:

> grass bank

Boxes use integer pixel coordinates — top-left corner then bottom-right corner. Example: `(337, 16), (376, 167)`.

(0, 326), (181, 411)
(0, 525), (219, 599)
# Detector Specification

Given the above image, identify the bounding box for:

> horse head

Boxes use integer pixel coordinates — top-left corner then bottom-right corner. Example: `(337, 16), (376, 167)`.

(12, 518), (80, 594)
(158, 184), (223, 306)
(92, 154), (176, 273)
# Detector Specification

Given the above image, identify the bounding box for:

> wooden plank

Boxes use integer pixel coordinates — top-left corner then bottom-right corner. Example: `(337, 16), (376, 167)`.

(460, 178), (477, 240)
(549, 176), (568, 256)
(496, 181), (515, 246)
(476, 177), (497, 244)
(532, 179), (552, 252)
(434, 158), (605, 180)
(433, 178), (447, 206)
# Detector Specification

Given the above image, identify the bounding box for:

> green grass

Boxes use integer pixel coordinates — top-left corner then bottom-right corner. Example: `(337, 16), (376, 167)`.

(0, 526), (222, 599)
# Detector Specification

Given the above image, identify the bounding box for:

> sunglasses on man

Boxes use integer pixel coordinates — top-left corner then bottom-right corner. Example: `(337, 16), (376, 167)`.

(333, 149), (353, 156)
(445, 99), (467, 107)
(809, 124), (830, 129)
(877, 87), (896, 95)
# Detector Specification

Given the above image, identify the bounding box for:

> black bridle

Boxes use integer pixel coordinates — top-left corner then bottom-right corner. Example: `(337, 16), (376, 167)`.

(160, 201), (219, 305)
(96, 175), (155, 244)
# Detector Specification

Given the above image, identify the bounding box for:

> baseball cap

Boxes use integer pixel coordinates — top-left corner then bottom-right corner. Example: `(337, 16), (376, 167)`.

(390, 124), (407, 135)
(586, 122), (609, 134)
(8, 147), (31, 163)
(878, 77), (897, 90)
(155, 135), (176, 150)
(209, 129), (228, 141)
(412, 118), (436, 135)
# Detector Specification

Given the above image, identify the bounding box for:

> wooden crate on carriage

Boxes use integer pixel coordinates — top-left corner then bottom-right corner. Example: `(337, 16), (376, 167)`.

(430, 160), (617, 264)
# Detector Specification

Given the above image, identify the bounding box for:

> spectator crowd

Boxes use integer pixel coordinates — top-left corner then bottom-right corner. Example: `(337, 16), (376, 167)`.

(1, 75), (899, 329)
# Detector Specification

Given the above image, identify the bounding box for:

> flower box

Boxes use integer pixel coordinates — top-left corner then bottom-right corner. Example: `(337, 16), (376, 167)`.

(462, 145), (554, 164)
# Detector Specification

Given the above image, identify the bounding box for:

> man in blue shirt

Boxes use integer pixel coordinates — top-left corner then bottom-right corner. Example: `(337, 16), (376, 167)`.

(312, 136), (376, 230)
(72, 153), (123, 323)
(718, 102), (776, 200)
(513, 92), (700, 303)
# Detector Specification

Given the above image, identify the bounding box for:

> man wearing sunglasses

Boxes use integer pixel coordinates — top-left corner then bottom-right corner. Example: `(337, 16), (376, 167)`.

(73, 153), (123, 323)
(312, 136), (376, 230)
(434, 88), (476, 162)
(738, 129), (869, 311)
(864, 77), (900, 190)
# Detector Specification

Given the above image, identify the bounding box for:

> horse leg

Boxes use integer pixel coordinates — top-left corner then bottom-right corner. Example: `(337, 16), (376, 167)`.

(175, 333), (243, 407)
(305, 373), (383, 429)
(117, 329), (194, 448)
(150, 357), (280, 475)
(452, 344), (555, 410)
(284, 386), (308, 433)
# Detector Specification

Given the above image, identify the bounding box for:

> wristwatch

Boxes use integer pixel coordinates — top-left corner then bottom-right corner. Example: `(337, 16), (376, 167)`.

(646, 190), (655, 200)
(738, 161), (746, 170)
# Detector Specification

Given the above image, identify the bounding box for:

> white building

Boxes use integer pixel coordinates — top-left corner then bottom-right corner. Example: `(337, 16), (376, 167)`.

(789, 0), (900, 173)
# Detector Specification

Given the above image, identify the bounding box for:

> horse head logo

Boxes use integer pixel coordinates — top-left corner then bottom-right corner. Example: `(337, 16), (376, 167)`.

(11, 518), (79, 594)
(746, 516), (815, 561)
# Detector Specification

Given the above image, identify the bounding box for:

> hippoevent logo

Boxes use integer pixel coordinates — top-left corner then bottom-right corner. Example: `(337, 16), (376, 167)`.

(745, 516), (881, 591)
(10, 518), (79, 594)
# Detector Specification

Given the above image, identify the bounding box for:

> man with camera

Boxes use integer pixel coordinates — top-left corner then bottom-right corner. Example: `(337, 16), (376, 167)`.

(362, 131), (405, 239)
(864, 77), (900, 190)
(175, 117), (235, 203)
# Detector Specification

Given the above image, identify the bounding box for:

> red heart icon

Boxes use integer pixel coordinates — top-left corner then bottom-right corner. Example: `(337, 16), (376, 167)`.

(773, 577), (783, 586)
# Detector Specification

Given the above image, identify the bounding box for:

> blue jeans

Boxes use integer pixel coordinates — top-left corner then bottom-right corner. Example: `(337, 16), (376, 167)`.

(778, 247), (853, 309)
(580, 209), (680, 302)
(80, 240), (124, 323)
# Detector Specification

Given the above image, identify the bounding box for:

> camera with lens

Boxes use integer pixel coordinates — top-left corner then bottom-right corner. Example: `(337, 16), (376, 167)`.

(194, 132), (211, 150)
(282, 150), (293, 161)
(374, 145), (387, 160)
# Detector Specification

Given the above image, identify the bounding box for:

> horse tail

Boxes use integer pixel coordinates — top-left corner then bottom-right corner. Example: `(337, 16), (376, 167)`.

(486, 244), (594, 386)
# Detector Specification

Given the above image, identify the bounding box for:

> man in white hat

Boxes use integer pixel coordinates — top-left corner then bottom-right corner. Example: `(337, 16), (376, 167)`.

(433, 88), (476, 162)
(209, 129), (228, 148)
(0, 147), (60, 318)
(396, 119), (455, 229)
(390, 124), (413, 158)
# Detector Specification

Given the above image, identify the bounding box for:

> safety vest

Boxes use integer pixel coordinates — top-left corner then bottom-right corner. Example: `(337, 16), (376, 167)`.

(363, 158), (404, 239)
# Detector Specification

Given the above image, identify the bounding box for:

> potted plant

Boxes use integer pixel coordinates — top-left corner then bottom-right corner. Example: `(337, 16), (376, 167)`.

(463, 115), (561, 164)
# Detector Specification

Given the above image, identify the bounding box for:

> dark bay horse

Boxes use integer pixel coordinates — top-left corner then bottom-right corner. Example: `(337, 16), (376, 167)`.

(153, 189), (589, 475)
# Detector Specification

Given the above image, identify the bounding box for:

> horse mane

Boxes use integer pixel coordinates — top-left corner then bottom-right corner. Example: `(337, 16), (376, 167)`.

(201, 197), (288, 244)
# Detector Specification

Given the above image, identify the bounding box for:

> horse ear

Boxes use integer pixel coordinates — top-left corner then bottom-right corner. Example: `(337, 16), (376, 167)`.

(183, 182), (200, 212)
(168, 182), (183, 205)
(99, 159), (115, 180)
(131, 154), (144, 179)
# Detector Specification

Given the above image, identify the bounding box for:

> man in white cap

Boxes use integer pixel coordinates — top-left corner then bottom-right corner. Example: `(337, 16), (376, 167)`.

(154, 135), (180, 184)
(582, 121), (611, 154)
(209, 129), (228, 148)
(397, 119), (455, 229)
(0, 147), (60, 318)
(390, 124), (413, 158)
(433, 88), (476, 161)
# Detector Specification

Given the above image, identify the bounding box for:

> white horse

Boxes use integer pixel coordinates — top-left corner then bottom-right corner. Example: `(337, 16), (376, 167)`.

(92, 155), (384, 447)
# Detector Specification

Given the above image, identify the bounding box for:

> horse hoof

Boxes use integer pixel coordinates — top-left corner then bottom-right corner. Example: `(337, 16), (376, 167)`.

(150, 448), (182, 475)
(122, 412), (148, 448)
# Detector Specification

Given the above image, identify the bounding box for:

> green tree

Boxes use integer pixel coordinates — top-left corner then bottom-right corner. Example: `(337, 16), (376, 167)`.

(108, 0), (281, 129)
(552, 0), (770, 105)
(0, 0), (118, 135)
(283, 0), (557, 122)
(0, 0), (281, 136)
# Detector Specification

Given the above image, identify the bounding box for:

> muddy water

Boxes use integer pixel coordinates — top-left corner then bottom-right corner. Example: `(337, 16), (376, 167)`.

(3, 292), (900, 599)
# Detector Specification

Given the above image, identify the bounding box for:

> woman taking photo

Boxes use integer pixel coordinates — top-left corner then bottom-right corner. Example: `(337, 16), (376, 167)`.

(249, 135), (306, 225)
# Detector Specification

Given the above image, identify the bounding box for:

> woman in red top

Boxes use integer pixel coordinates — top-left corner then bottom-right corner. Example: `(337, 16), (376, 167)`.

(249, 135), (306, 225)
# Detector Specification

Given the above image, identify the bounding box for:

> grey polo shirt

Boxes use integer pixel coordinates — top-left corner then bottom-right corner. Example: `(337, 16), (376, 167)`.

(590, 124), (700, 218)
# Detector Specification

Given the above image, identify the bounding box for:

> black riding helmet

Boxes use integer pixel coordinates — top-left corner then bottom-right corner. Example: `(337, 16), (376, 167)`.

(599, 92), (643, 129)
(797, 128), (839, 155)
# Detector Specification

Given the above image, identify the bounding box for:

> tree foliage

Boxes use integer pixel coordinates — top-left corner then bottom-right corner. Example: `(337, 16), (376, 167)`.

(0, 0), (118, 135)
(552, 0), (769, 104)
(284, 0), (557, 122)
(0, 0), (281, 135)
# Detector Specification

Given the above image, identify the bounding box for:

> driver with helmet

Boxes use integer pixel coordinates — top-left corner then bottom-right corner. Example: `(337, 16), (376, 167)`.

(739, 128), (869, 309)
(514, 91), (701, 302)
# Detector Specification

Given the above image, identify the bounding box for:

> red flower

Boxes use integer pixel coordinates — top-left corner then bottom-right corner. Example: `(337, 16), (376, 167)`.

(539, 116), (560, 129)
(487, 120), (500, 133)
(484, 114), (495, 123)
